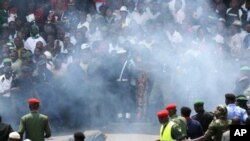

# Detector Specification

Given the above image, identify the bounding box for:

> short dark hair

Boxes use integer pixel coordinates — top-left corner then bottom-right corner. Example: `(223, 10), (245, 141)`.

(225, 93), (236, 101)
(181, 107), (192, 117)
(29, 104), (39, 110)
(74, 132), (85, 141)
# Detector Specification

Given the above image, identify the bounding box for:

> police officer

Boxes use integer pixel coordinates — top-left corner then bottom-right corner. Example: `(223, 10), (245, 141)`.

(236, 95), (250, 115)
(191, 101), (214, 132)
(18, 98), (51, 141)
(225, 93), (248, 123)
(156, 110), (186, 141)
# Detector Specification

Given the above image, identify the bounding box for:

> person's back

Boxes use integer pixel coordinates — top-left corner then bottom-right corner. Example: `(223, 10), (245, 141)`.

(192, 112), (214, 131)
(0, 116), (13, 141)
(186, 119), (204, 139)
(191, 101), (214, 132)
(166, 104), (188, 138)
(181, 106), (204, 139)
(18, 98), (51, 141)
(225, 93), (248, 123)
(20, 112), (50, 141)
(171, 116), (187, 136)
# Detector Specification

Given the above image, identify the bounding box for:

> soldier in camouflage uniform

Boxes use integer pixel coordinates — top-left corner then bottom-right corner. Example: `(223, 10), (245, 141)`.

(188, 105), (231, 141)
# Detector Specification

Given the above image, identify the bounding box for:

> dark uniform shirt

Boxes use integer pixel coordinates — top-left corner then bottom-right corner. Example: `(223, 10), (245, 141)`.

(192, 111), (214, 132)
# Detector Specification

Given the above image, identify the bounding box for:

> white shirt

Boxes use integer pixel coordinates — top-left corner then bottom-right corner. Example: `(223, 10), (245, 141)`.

(131, 11), (150, 25)
(229, 33), (243, 57)
(122, 17), (131, 28)
(166, 30), (183, 44)
(24, 35), (46, 54)
(168, 0), (186, 24)
(146, 8), (161, 20)
(213, 34), (224, 44)
(0, 75), (13, 97)
(77, 21), (90, 31)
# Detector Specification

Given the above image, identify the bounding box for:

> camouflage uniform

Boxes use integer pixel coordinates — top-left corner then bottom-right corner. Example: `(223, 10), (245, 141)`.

(204, 105), (231, 141)
(170, 114), (188, 138)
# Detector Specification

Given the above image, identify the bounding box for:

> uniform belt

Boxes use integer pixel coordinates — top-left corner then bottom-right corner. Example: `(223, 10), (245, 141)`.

(116, 79), (128, 82)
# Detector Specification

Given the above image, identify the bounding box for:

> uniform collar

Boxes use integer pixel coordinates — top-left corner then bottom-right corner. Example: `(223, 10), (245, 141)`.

(228, 104), (236, 107)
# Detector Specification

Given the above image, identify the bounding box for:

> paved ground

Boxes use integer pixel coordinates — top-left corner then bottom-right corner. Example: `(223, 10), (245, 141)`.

(46, 133), (158, 141)
(45, 122), (159, 141)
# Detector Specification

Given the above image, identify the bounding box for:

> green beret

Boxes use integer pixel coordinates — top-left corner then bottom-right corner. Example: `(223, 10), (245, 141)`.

(236, 95), (248, 101)
(2, 58), (12, 63)
(194, 101), (204, 106)
(240, 66), (250, 71)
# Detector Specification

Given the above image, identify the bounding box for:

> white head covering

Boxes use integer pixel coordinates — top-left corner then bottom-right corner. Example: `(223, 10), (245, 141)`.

(9, 132), (20, 139)
(120, 6), (128, 12)
(44, 51), (52, 60)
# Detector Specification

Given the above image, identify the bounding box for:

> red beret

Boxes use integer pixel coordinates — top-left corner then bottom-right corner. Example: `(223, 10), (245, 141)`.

(166, 104), (176, 110)
(27, 98), (40, 104)
(157, 110), (169, 118)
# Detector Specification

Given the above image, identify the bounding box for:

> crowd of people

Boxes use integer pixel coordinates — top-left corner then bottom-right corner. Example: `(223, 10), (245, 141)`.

(1, 0), (250, 140)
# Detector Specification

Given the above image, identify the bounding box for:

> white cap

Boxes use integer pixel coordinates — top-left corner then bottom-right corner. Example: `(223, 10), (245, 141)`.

(9, 132), (20, 139)
(24, 139), (32, 141)
(120, 6), (128, 12)
(44, 51), (52, 59)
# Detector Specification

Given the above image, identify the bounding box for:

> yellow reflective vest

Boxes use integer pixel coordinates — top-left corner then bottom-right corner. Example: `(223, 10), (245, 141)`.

(160, 121), (176, 141)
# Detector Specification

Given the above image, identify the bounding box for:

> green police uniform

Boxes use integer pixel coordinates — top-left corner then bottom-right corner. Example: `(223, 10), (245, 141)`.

(18, 111), (51, 141)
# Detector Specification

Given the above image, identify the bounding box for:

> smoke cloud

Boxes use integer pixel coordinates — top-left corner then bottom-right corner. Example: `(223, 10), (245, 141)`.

(0, 0), (247, 137)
